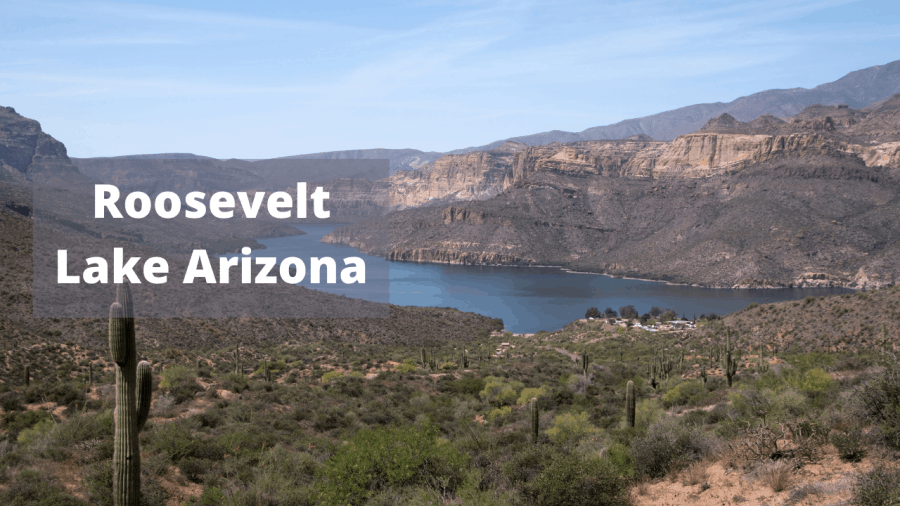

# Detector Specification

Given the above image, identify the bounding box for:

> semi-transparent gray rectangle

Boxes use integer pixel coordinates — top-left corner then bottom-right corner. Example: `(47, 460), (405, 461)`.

(32, 159), (390, 318)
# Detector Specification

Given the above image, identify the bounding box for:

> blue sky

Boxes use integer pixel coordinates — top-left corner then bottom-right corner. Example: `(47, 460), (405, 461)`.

(1, 0), (899, 158)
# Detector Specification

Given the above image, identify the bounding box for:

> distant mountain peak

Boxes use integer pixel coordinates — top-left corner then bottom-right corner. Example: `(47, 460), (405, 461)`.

(701, 113), (740, 131)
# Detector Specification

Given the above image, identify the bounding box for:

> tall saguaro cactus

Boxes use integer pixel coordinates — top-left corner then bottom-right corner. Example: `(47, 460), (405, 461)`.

(582, 353), (590, 379)
(722, 331), (738, 387)
(757, 345), (769, 373)
(530, 397), (539, 444)
(109, 283), (153, 506)
(625, 380), (635, 428)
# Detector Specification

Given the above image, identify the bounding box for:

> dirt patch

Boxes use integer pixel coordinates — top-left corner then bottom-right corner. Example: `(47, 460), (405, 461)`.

(157, 466), (204, 506)
(632, 448), (872, 506)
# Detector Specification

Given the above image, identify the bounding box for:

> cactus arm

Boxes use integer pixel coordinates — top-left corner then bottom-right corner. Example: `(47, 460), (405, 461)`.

(136, 361), (152, 431)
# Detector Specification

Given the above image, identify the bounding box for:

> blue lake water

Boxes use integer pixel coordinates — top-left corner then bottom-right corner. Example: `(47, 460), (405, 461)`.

(237, 225), (852, 333)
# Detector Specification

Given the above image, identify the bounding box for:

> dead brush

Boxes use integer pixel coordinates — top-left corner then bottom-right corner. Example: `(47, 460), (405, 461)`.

(757, 460), (793, 493)
(727, 420), (828, 469)
(633, 480), (651, 496)
(681, 461), (710, 487)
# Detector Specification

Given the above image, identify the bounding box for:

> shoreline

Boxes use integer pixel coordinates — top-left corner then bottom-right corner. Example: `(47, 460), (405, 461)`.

(373, 256), (860, 292)
(321, 226), (864, 291)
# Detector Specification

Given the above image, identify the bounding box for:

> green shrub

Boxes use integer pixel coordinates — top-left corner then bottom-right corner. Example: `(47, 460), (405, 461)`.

(184, 487), (225, 506)
(517, 386), (549, 405)
(146, 418), (196, 461)
(52, 410), (113, 446)
(731, 387), (807, 422)
(522, 452), (631, 506)
(320, 370), (344, 383)
(633, 398), (663, 431)
(220, 372), (250, 393)
(315, 423), (468, 505)
(16, 419), (53, 447)
(0, 468), (89, 505)
(159, 365), (204, 404)
(546, 411), (598, 446)
(853, 467), (900, 506)
(785, 368), (834, 395)
(480, 376), (524, 407)
(1, 410), (53, 441)
(831, 428), (866, 462)
(604, 442), (635, 478)
(453, 376), (485, 396)
(253, 360), (287, 376)
(503, 444), (558, 486)
(661, 381), (707, 408)
(48, 382), (85, 407)
(631, 417), (717, 478)
(242, 444), (318, 504)
(487, 406), (512, 426)
(856, 353), (900, 450)
(0, 392), (24, 412)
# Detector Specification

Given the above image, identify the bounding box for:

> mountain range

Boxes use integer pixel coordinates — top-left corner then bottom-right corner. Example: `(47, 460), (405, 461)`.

(326, 96), (900, 289)
(69, 61), (900, 173)
(5, 60), (900, 290)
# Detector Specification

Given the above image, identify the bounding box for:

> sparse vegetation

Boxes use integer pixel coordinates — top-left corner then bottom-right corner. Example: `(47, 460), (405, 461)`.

(0, 288), (899, 504)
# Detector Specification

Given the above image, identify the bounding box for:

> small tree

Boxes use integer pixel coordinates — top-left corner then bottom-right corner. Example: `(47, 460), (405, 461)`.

(585, 307), (601, 319)
(619, 305), (638, 320)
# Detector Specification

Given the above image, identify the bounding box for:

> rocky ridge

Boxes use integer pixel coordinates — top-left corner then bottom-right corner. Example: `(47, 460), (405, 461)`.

(327, 98), (900, 289)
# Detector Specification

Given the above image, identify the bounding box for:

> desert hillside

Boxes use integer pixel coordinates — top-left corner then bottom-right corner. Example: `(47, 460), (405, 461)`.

(328, 99), (900, 289)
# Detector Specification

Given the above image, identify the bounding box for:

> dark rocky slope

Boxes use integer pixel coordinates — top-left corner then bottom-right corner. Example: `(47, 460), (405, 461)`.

(327, 100), (900, 289)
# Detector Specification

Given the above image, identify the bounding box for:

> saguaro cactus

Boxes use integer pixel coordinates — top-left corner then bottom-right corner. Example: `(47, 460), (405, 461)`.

(530, 397), (539, 443)
(757, 345), (769, 373)
(109, 283), (153, 506)
(722, 332), (738, 387)
(582, 353), (590, 379)
(625, 380), (635, 428)
(24, 364), (29, 386)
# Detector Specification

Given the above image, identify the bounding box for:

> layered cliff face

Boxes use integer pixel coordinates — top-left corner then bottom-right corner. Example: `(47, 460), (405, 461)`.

(388, 99), (900, 208)
(390, 142), (526, 208)
(624, 132), (859, 178)
(329, 98), (900, 289)
(389, 136), (662, 208)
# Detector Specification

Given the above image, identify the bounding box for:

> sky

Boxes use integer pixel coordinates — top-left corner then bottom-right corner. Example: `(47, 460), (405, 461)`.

(1, 0), (899, 158)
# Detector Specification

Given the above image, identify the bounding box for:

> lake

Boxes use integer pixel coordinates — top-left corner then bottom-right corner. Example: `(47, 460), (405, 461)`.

(239, 225), (852, 333)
